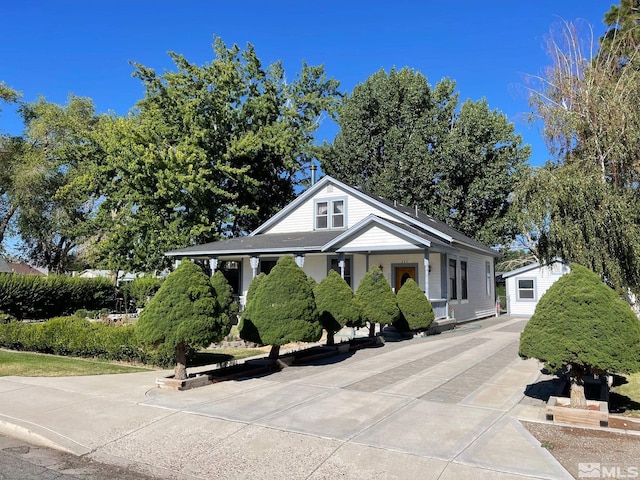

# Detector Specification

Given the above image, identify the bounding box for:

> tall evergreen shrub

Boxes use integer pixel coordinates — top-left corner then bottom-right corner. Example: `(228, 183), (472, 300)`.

(136, 260), (229, 379)
(314, 270), (362, 345)
(395, 278), (434, 332)
(355, 266), (400, 337)
(519, 263), (640, 408)
(240, 256), (322, 359)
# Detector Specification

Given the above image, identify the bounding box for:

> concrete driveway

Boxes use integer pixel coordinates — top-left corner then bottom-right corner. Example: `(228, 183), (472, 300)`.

(0, 316), (571, 479)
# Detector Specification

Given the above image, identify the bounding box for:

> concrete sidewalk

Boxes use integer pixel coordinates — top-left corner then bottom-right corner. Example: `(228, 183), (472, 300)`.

(0, 316), (572, 479)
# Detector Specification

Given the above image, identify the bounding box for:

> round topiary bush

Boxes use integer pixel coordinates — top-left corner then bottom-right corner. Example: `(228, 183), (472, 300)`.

(355, 266), (400, 337)
(240, 256), (322, 359)
(519, 263), (640, 408)
(136, 259), (230, 379)
(314, 270), (362, 345)
(395, 278), (434, 332)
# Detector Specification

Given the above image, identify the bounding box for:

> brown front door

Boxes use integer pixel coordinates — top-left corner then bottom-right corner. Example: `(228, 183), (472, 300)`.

(395, 266), (416, 292)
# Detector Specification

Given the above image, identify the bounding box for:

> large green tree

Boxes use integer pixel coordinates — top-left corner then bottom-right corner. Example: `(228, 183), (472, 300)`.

(137, 259), (229, 379)
(0, 83), (21, 247)
(11, 96), (103, 272)
(520, 264), (640, 408)
(320, 67), (530, 247)
(519, 9), (640, 296)
(94, 37), (341, 272)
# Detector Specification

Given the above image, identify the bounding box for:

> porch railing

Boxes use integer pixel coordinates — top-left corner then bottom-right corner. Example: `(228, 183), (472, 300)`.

(430, 298), (448, 319)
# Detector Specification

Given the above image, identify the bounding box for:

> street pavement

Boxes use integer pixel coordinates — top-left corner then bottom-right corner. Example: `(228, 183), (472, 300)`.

(0, 316), (573, 479)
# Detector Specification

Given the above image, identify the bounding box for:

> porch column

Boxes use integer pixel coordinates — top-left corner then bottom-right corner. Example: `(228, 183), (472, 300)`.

(423, 251), (430, 299)
(294, 254), (305, 268)
(338, 253), (346, 279)
(174, 259), (182, 270)
(208, 258), (218, 276)
(249, 256), (259, 278)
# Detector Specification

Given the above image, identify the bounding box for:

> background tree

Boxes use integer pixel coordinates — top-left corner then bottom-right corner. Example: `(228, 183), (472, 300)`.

(136, 259), (229, 380)
(320, 67), (530, 247)
(239, 256), (322, 359)
(518, 9), (640, 296)
(519, 264), (640, 408)
(314, 269), (362, 346)
(94, 37), (341, 272)
(355, 266), (400, 337)
(0, 83), (22, 247)
(11, 95), (103, 272)
(394, 278), (434, 332)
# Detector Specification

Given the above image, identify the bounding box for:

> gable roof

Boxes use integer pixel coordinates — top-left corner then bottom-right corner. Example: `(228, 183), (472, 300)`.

(166, 175), (500, 258)
(502, 259), (566, 278)
(251, 175), (498, 256)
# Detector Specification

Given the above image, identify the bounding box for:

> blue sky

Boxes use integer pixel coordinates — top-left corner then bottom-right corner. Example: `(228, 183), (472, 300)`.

(1, 1), (610, 167)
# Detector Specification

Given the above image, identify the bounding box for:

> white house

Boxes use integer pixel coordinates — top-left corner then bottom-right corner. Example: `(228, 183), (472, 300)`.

(166, 175), (500, 322)
(502, 260), (570, 316)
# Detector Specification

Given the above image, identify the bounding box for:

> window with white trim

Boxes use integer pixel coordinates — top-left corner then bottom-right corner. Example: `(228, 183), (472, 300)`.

(448, 258), (457, 300)
(461, 260), (468, 300)
(517, 278), (536, 300)
(315, 198), (346, 230)
(328, 256), (352, 287)
(486, 261), (492, 297)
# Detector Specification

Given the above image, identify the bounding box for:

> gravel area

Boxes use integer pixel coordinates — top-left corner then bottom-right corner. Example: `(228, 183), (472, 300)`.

(523, 421), (640, 479)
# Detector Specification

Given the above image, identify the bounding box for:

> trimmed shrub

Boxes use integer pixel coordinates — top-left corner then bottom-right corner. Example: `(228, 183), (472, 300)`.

(519, 263), (640, 408)
(210, 271), (237, 321)
(0, 316), (152, 364)
(136, 260), (230, 379)
(355, 266), (400, 336)
(395, 279), (434, 332)
(120, 277), (164, 309)
(314, 270), (362, 345)
(0, 274), (116, 320)
(240, 256), (322, 358)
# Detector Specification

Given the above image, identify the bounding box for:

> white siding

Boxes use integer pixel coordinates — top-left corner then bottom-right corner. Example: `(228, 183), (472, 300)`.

(428, 253), (442, 299)
(264, 184), (396, 234)
(506, 264), (569, 316)
(339, 225), (419, 250)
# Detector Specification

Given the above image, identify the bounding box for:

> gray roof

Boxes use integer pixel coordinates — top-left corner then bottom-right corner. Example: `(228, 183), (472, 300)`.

(166, 230), (343, 257)
(166, 176), (501, 258)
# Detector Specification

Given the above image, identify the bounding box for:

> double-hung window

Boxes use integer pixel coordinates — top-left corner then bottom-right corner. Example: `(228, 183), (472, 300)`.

(517, 278), (536, 300)
(448, 258), (457, 300)
(315, 198), (346, 229)
(461, 260), (468, 300)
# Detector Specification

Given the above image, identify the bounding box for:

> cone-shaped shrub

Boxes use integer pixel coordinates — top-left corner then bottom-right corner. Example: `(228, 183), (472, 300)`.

(314, 270), (363, 345)
(136, 260), (230, 379)
(395, 278), (434, 332)
(519, 263), (640, 408)
(210, 271), (235, 319)
(240, 256), (322, 359)
(355, 266), (400, 337)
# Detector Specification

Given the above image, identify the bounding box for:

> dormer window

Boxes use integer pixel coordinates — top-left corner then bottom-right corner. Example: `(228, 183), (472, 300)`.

(315, 197), (346, 229)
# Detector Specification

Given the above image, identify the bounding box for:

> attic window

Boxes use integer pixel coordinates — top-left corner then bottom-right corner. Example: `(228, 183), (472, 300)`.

(315, 198), (347, 230)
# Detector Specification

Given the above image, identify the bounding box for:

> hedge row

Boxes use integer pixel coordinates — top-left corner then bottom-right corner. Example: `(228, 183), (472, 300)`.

(0, 274), (116, 320)
(0, 316), (176, 367)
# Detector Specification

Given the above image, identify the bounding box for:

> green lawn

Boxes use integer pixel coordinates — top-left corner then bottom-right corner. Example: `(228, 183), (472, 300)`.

(612, 372), (640, 417)
(0, 347), (266, 377)
(0, 350), (151, 376)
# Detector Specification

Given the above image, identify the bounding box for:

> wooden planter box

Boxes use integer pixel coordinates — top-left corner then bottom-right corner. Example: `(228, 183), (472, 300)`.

(546, 396), (609, 427)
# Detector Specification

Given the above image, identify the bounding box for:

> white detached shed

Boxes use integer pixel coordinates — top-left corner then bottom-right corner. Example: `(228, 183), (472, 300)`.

(503, 261), (570, 316)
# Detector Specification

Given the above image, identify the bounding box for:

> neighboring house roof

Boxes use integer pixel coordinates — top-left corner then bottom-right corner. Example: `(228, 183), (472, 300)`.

(0, 258), (45, 275)
(502, 259), (566, 279)
(166, 175), (500, 258)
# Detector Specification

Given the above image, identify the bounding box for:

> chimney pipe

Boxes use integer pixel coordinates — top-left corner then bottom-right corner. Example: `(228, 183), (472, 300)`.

(310, 163), (317, 185)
